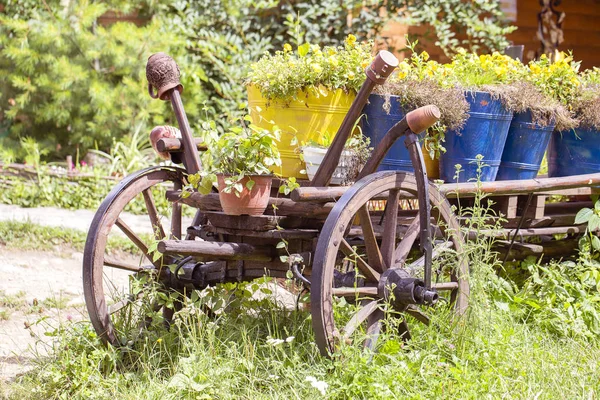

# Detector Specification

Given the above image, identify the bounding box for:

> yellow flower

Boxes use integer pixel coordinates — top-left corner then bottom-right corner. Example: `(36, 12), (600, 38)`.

(311, 63), (323, 73)
(347, 71), (355, 80)
(346, 34), (357, 46)
(530, 64), (541, 74)
(420, 51), (429, 61)
(283, 43), (292, 53)
(328, 56), (339, 67)
(361, 60), (370, 69)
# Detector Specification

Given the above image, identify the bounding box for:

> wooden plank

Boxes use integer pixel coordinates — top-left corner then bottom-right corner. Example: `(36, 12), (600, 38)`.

(157, 239), (273, 261)
(168, 191), (335, 218)
(439, 172), (600, 198)
(195, 225), (319, 240)
(495, 196), (518, 219)
(521, 195), (546, 220)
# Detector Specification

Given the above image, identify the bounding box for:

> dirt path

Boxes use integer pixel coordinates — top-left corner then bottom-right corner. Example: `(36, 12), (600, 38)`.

(0, 248), (87, 382)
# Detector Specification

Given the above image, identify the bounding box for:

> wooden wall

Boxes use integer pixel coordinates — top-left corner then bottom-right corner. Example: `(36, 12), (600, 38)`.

(507, 0), (600, 70)
(380, 0), (600, 70)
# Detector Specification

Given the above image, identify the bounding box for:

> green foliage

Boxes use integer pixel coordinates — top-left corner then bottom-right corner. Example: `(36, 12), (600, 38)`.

(0, 219), (145, 254)
(188, 119), (282, 196)
(505, 257), (600, 339)
(247, 35), (372, 103)
(406, 0), (516, 56)
(0, 1), (183, 157)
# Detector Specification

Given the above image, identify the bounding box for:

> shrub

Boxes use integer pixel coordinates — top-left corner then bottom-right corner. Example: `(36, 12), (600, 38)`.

(0, 1), (193, 158)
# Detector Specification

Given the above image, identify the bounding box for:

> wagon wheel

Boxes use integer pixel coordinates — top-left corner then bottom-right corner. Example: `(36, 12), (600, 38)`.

(311, 171), (469, 356)
(83, 166), (192, 346)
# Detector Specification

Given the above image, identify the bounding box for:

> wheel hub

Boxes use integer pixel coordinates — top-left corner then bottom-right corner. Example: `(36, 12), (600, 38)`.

(377, 268), (438, 309)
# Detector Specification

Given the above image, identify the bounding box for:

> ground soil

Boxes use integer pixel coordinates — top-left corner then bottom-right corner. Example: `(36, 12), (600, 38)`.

(0, 247), (87, 382)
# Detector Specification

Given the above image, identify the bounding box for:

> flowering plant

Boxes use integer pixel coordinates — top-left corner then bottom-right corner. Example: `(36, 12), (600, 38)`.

(572, 67), (600, 131)
(246, 35), (373, 103)
(443, 50), (524, 88)
(374, 42), (469, 157)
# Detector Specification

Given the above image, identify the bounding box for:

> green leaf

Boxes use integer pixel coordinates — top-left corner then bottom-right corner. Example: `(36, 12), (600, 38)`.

(590, 214), (600, 232)
(575, 208), (593, 224)
(245, 179), (255, 191)
(298, 43), (310, 57)
(276, 241), (287, 249)
(592, 235), (600, 251)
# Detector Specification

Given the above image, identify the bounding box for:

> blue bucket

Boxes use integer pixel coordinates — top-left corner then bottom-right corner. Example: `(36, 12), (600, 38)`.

(362, 94), (413, 172)
(548, 128), (600, 177)
(496, 111), (555, 180)
(439, 91), (513, 182)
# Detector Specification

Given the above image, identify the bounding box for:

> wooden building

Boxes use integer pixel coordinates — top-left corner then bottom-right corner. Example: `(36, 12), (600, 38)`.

(380, 0), (600, 70)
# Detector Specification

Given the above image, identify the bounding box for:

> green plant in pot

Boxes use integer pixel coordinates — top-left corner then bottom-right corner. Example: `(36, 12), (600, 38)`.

(190, 119), (282, 216)
(371, 42), (469, 178)
(302, 129), (371, 185)
(245, 35), (373, 179)
(494, 53), (579, 180)
(436, 50), (524, 182)
(548, 66), (600, 177)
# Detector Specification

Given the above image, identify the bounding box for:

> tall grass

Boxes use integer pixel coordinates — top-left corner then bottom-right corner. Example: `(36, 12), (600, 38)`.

(3, 164), (600, 399)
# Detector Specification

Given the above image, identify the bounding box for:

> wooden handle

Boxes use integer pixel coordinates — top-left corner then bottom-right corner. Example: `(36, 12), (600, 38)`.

(406, 105), (441, 134)
(310, 51), (399, 187)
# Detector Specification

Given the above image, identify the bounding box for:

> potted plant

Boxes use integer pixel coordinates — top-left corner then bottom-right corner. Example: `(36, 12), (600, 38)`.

(189, 120), (282, 216)
(368, 44), (469, 178)
(495, 53), (578, 180)
(302, 131), (371, 185)
(437, 50), (524, 182)
(245, 35), (373, 179)
(548, 67), (600, 177)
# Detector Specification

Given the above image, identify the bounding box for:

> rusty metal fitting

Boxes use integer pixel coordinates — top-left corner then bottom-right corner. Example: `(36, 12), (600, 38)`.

(366, 50), (399, 85)
(146, 52), (184, 100)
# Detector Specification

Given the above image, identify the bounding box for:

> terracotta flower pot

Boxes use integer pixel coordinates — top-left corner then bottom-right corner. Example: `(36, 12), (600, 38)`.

(217, 174), (272, 216)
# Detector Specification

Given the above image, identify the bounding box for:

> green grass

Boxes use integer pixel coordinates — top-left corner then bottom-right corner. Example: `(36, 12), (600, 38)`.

(2, 276), (599, 400)
(2, 193), (599, 398)
(0, 290), (27, 321)
(0, 219), (149, 254)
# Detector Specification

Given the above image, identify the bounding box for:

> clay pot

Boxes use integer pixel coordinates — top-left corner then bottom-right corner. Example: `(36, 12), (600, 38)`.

(217, 174), (272, 216)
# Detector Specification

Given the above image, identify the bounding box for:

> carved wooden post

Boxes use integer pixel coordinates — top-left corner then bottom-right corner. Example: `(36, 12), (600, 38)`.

(537, 0), (565, 61)
(146, 53), (202, 175)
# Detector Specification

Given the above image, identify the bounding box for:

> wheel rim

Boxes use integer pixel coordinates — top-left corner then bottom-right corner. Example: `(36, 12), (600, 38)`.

(83, 166), (188, 345)
(311, 171), (469, 356)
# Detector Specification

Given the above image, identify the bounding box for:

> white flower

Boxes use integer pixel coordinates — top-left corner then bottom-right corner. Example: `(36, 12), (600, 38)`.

(266, 336), (285, 346)
(306, 376), (328, 396)
(285, 336), (295, 343)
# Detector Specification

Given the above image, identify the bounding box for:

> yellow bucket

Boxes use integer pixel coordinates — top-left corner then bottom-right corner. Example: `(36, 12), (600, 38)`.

(247, 85), (355, 179)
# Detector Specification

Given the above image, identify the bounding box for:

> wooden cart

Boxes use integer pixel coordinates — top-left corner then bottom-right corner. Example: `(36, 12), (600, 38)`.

(82, 51), (596, 357)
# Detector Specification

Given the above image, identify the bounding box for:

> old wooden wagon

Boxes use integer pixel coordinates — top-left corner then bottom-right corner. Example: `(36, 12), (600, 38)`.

(82, 50), (599, 356)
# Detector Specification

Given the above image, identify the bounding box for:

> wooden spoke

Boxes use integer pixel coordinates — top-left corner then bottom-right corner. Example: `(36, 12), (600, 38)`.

(406, 241), (454, 272)
(357, 205), (384, 273)
(332, 286), (378, 297)
(115, 218), (149, 255)
(339, 239), (381, 282)
(405, 305), (430, 326)
(104, 257), (143, 273)
(342, 300), (380, 340)
(394, 213), (420, 266)
(363, 307), (385, 351)
(108, 297), (132, 315)
(142, 188), (166, 240)
(432, 282), (459, 291)
(397, 319), (411, 341)
(171, 181), (183, 239)
(381, 189), (400, 270)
